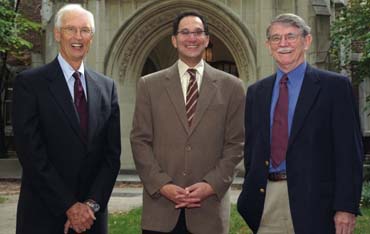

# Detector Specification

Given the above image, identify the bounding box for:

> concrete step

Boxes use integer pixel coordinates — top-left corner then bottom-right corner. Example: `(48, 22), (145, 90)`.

(116, 173), (244, 187)
(0, 160), (245, 185)
(0, 158), (21, 179)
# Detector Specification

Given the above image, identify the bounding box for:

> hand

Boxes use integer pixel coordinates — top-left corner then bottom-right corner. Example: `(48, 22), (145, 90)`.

(65, 202), (96, 233)
(334, 211), (356, 234)
(64, 220), (71, 234)
(159, 184), (190, 208)
(181, 182), (215, 208)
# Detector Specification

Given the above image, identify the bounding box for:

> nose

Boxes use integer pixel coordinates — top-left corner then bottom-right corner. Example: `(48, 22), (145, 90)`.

(278, 36), (289, 46)
(186, 33), (198, 41)
(74, 30), (83, 39)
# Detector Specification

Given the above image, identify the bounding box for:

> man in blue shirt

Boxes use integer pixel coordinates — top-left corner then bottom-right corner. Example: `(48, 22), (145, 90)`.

(237, 13), (363, 234)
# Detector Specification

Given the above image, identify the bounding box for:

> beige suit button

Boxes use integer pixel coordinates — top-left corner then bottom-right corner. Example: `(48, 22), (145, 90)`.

(265, 161), (269, 166)
(259, 188), (265, 193)
(185, 145), (191, 151)
(183, 171), (187, 176)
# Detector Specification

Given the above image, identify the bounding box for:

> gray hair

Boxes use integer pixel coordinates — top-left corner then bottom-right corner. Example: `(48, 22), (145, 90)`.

(54, 4), (95, 33)
(266, 13), (311, 39)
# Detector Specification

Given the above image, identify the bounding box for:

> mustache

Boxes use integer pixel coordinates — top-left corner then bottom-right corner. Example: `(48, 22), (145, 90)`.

(277, 47), (293, 53)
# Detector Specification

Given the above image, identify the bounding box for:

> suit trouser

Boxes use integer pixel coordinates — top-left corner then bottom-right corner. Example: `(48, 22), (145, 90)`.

(142, 209), (191, 234)
(257, 180), (295, 234)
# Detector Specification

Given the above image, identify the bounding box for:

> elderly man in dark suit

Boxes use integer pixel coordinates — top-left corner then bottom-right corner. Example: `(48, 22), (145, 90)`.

(131, 11), (245, 234)
(12, 4), (121, 234)
(237, 13), (363, 234)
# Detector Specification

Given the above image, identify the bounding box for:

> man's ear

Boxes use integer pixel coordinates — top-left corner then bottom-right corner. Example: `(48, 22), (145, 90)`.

(304, 34), (313, 51)
(265, 40), (272, 55)
(204, 35), (210, 48)
(171, 35), (178, 49)
(54, 27), (61, 42)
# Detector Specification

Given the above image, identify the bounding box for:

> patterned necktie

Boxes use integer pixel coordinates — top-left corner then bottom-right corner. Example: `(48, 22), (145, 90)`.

(186, 69), (199, 126)
(73, 72), (88, 139)
(271, 75), (289, 168)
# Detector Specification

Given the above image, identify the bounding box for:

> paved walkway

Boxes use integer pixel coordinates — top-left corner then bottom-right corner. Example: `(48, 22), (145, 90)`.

(0, 178), (242, 234)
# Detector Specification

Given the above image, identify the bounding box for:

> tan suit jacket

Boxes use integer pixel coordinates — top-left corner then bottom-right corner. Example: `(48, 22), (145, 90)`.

(130, 62), (245, 234)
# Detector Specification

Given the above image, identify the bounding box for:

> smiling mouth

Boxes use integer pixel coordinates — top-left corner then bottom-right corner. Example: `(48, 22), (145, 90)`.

(186, 45), (198, 49)
(277, 48), (293, 54)
(71, 43), (83, 48)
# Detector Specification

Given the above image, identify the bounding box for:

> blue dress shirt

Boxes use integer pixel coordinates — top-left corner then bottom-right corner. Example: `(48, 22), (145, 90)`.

(57, 54), (87, 101)
(269, 62), (307, 172)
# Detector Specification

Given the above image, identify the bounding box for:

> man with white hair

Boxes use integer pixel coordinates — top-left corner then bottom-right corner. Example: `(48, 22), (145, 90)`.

(12, 4), (121, 234)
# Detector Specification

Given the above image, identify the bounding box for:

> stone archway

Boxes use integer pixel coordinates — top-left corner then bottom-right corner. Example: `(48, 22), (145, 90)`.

(104, 0), (257, 170)
(105, 0), (256, 83)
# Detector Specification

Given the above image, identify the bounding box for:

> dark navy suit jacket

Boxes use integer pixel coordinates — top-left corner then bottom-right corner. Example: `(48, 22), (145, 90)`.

(12, 58), (121, 234)
(237, 65), (363, 234)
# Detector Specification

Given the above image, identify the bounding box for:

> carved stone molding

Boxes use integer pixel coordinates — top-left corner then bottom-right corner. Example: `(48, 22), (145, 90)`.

(104, 0), (257, 85)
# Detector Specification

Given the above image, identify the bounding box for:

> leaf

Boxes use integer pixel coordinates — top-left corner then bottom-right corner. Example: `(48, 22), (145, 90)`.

(330, 0), (370, 95)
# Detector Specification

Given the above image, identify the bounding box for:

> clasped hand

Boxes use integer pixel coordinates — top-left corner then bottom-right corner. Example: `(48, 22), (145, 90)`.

(64, 202), (96, 234)
(160, 182), (215, 209)
(334, 211), (356, 234)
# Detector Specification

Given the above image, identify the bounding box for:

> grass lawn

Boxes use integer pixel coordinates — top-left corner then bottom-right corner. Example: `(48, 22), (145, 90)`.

(109, 205), (370, 234)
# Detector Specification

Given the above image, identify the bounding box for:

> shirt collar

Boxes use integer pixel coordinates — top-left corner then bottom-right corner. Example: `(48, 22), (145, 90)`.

(177, 59), (205, 78)
(57, 53), (85, 81)
(276, 61), (307, 85)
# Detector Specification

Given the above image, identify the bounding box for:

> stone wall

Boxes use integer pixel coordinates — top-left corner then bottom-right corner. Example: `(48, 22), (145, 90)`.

(15, 0), (334, 171)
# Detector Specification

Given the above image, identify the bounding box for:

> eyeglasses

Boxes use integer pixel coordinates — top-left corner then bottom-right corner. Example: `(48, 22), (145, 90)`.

(177, 30), (207, 37)
(61, 26), (93, 37)
(268, 33), (301, 44)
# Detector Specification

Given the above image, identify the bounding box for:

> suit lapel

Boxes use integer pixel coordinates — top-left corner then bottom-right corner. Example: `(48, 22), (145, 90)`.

(257, 75), (276, 148)
(47, 58), (85, 143)
(289, 65), (321, 146)
(164, 63), (190, 133)
(189, 64), (217, 135)
(85, 70), (102, 148)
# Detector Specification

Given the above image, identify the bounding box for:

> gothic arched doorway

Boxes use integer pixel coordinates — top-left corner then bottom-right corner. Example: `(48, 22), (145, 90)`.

(104, 0), (256, 170)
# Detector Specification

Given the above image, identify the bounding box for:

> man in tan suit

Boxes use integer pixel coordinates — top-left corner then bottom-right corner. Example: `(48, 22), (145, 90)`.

(130, 11), (245, 234)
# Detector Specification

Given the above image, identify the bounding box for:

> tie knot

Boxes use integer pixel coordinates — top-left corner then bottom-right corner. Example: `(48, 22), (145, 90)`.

(73, 72), (81, 80)
(187, 69), (196, 78)
(280, 75), (288, 85)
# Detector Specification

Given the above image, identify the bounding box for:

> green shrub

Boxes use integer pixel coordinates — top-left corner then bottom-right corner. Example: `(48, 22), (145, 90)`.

(0, 196), (7, 204)
(362, 181), (370, 208)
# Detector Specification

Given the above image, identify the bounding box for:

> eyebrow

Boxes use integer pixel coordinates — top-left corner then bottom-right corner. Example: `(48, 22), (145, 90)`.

(179, 26), (204, 30)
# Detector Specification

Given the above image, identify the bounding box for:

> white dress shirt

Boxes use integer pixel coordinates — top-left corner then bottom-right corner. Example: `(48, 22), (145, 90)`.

(177, 59), (205, 103)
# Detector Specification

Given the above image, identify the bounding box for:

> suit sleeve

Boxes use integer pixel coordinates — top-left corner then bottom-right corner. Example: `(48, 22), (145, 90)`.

(332, 77), (363, 215)
(12, 73), (77, 216)
(86, 80), (121, 211)
(130, 77), (172, 196)
(203, 79), (245, 199)
(243, 86), (254, 175)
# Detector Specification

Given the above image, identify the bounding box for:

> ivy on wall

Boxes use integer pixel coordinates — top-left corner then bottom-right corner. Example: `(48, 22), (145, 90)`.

(330, 0), (370, 83)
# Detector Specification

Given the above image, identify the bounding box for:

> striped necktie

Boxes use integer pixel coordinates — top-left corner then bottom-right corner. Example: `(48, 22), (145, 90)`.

(186, 69), (199, 126)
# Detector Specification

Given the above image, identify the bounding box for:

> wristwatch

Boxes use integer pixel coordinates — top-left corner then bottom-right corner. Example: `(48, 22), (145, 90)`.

(85, 199), (100, 213)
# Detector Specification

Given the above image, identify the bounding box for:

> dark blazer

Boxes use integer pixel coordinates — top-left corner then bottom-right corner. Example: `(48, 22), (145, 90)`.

(131, 62), (245, 234)
(12, 58), (121, 234)
(237, 65), (363, 234)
